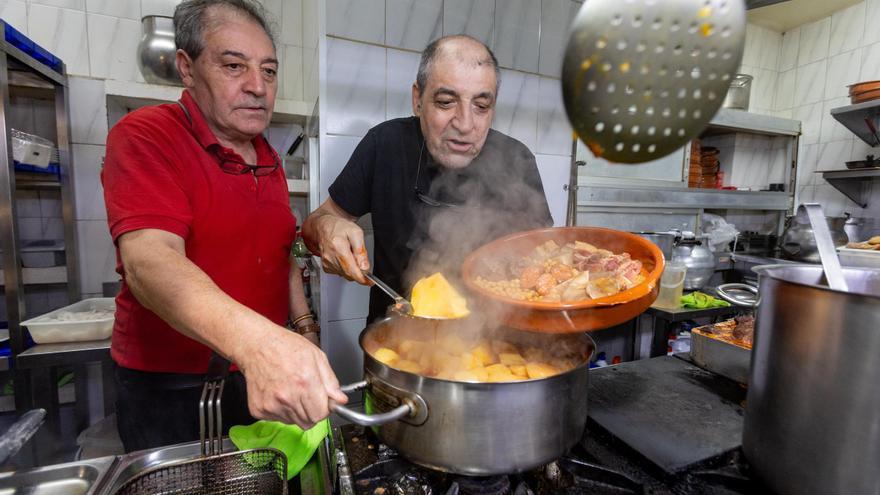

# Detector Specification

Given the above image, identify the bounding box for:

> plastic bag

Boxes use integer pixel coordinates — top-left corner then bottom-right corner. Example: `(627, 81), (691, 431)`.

(702, 213), (738, 253)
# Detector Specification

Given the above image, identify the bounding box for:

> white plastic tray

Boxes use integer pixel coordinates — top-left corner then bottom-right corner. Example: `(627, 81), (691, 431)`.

(21, 298), (115, 344)
(837, 247), (880, 269)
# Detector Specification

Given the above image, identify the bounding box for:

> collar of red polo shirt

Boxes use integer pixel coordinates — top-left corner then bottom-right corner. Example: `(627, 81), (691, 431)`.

(176, 89), (280, 170)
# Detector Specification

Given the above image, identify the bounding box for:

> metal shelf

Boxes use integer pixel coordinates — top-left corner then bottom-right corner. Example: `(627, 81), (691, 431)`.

(0, 21), (81, 414)
(15, 339), (110, 370)
(704, 108), (801, 137)
(820, 168), (880, 208)
(576, 184), (793, 210)
(0, 266), (68, 285)
(830, 99), (880, 147)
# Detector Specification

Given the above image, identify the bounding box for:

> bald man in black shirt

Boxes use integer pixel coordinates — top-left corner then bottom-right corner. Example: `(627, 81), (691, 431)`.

(303, 35), (552, 322)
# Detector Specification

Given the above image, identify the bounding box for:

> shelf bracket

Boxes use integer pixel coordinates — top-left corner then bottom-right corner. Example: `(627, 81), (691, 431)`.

(825, 176), (870, 208)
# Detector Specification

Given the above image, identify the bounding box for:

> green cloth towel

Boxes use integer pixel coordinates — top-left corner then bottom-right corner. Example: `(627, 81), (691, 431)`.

(681, 291), (731, 308)
(229, 419), (329, 480)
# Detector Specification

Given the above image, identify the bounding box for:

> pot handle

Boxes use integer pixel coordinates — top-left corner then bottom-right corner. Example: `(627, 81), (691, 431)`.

(715, 283), (758, 308)
(331, 381), (413, 427)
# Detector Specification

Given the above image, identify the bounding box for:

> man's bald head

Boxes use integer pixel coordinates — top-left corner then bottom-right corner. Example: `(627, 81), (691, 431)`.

(416, 35), (500, 93)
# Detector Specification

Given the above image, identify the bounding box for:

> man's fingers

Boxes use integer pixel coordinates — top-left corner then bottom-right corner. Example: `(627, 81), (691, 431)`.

(348, 231), (370, 272)
(316, 353), (348, 404)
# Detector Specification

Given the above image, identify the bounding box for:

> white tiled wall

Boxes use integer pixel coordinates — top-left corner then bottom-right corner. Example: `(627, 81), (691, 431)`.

(770, 0), (880, 219)
(319, 0), (579, 377)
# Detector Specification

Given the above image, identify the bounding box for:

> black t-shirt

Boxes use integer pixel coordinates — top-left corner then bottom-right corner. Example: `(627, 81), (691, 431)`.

(329, 116), (553, 323)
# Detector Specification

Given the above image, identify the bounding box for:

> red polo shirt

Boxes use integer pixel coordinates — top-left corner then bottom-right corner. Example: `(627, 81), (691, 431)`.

(102, 90), (295, 374)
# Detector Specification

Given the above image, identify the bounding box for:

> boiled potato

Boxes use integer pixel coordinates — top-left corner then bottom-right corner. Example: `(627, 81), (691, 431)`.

(373, 348), (399, 365)
(410, 272), (470, 318)
(492, 340), (518, 355)
(469, 366), (490, 381)
(526, 362), (560, 379)
(470, 343), (494, 366)
(486, 363), (520, 382)
(499, 352), (526, 366)
(509, 365), (528, 378)
(395, 359), (423, 374)
(453, 370), (481, 382)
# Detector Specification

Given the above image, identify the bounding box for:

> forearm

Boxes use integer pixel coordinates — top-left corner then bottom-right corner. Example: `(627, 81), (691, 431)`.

(289, 260), (312, 320)
(123, 236), (280, 366)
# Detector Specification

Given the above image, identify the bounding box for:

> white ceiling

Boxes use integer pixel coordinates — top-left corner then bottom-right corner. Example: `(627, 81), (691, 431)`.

(747, 0), (861, 32)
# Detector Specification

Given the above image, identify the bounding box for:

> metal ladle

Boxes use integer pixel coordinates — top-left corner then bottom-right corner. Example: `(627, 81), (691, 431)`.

(363, 271), (468, 321)
(801, 203), (849, 292)
(363, 271), (414, 315)
(561, 0), (747, 163)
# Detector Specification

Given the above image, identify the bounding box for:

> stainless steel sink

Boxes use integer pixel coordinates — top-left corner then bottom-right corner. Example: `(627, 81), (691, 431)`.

(0, 457), (115, 495)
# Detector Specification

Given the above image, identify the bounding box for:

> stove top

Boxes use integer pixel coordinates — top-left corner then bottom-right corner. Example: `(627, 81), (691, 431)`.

(311, 420), (763, 495)
(299, 357), (768, 495)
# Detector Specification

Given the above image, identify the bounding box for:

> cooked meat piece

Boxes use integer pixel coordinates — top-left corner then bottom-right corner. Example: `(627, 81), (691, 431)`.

(520, 265), (545, 289)
(535, 273), (556, 295)
(550, 264), (575, 283)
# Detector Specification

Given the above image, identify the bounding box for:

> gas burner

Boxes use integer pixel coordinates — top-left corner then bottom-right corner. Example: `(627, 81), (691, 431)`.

(446, 475), (510, 495)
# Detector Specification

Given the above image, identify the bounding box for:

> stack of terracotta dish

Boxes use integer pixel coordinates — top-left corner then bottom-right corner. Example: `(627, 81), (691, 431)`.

(689, 142), (721, 188)
(849, 80), (880, 104)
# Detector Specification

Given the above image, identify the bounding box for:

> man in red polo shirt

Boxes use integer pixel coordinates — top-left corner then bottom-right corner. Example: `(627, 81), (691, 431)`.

(102, 0), (345, 452)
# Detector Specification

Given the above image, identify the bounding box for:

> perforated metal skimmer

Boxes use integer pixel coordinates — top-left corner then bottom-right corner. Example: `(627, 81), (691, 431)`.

(562, 0), (746, 164)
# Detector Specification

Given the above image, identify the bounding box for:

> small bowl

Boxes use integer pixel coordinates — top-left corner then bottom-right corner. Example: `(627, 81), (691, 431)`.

(461, 227), (664, 333)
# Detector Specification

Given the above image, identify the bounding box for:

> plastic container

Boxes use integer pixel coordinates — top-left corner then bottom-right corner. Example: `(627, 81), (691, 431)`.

(11, 129), (55, 169)
(21, 298), (115, 344)
(652, 261), (688, 309)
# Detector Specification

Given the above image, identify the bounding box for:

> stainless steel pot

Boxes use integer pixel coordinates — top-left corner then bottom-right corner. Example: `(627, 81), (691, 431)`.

(332, 316), (595, 475)
(633, 232), (676, 260)
(780, 213), (849, 263)
(672, 237), (715, 290)
(137, 16), (181, 86)
(739, 264), (880, 495)
(722, 74), (753, 111)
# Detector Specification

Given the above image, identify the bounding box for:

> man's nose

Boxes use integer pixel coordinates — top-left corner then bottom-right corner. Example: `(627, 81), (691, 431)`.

(452, 103), (475, 134)
(243, 67), (267, 96)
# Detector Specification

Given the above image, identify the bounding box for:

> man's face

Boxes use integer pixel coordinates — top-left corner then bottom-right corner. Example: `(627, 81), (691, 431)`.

(412, 46), (497, 169)
(178, 10), (278, 143)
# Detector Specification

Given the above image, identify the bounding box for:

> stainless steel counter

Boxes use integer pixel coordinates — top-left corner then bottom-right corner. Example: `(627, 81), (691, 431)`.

(15, 339), (110, 369)
(0, 455), (116, 495)
(0, 438), (241, 494)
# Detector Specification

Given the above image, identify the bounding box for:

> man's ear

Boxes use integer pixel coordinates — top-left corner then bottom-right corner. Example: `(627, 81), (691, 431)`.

(411, 82), (422, 117)
(175, 49), (196, 88)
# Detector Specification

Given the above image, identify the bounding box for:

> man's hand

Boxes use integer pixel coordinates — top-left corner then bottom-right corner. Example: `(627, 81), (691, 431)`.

(238, 326), (347, 429)
(302, 199), (371, 285)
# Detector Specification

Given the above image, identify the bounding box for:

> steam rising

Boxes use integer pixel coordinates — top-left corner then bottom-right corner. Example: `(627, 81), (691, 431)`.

(402, 130), (552, 337)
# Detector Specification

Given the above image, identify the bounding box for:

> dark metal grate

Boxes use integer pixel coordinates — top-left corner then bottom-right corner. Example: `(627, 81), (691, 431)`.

(114, 448), (287, 495)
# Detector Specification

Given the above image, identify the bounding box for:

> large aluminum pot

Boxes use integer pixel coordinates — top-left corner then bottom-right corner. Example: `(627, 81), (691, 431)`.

(332, 315), (595, 475)
(779, 214), (848, 263)
(672, 238), (716, 290)
(741, 264), (880, 495)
